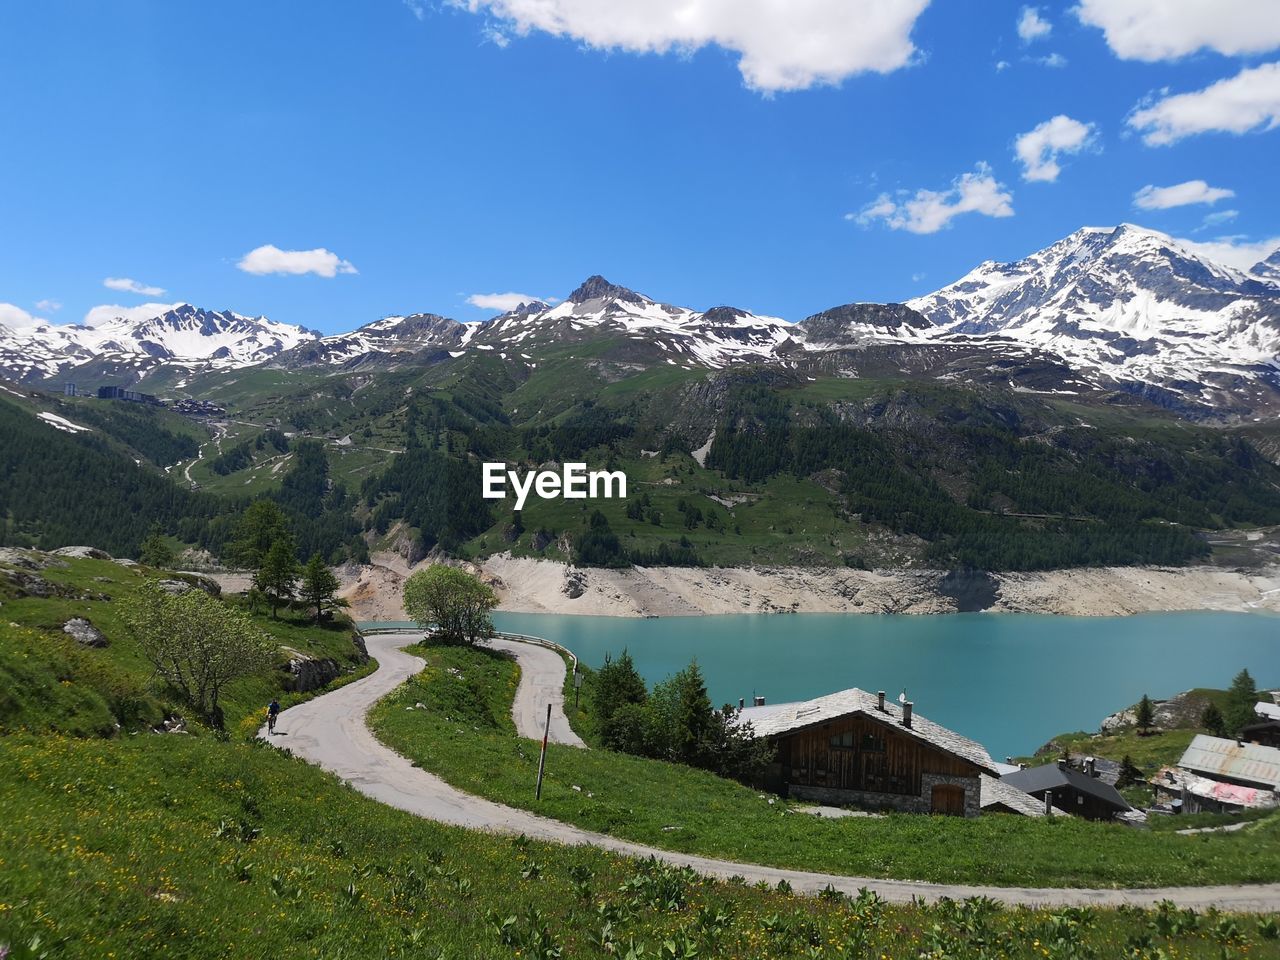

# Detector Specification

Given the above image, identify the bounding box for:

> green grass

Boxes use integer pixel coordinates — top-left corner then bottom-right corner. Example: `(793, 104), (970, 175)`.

(11, 737), (1278, 959)
(0, 554), (369, 735)
(3, 581), (1280, 957)
(371, 643), (1280, 889)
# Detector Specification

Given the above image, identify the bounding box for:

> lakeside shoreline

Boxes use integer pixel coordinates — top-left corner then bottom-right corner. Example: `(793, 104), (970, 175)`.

(296, 551), (1280, 622)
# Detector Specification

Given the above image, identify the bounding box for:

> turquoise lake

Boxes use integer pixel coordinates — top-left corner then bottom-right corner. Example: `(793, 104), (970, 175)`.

(362, 611), (1279, 759)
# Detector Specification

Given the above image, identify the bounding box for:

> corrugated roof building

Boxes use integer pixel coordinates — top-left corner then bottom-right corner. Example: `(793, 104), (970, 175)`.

(1178, 735), (1280, 790)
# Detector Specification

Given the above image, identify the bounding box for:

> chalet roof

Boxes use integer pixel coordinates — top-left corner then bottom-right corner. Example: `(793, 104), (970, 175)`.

(737, 688), (996, 773)
(1000, 763), (1130, 811)
(979, 774), (1050, 817)
(1178, 735), (1280, 789)
(1257, 701), (1280, 722)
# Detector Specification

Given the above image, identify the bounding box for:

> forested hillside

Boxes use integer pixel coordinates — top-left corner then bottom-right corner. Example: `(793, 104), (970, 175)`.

(8, 345), (1280, 573)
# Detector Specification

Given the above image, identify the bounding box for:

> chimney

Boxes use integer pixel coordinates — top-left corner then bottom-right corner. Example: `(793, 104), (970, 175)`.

(753, 696), (766, 707)
(1057, 758), (1067, 771)
(1005, 757), (1013, 765)
(738, 697), (745, 709)
(902, 701), (913, 728)
(877, 691), (886, 712)
(1085, 757), (1096, 777)
(1044, 790), (1054, 815)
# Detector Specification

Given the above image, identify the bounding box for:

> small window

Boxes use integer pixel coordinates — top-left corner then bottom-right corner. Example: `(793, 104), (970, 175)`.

(829, 730), (854, 748)
(861, 734), (885, 753)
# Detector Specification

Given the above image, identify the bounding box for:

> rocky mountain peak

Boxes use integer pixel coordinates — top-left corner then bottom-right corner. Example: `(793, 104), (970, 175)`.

(567, 275), (647, 305)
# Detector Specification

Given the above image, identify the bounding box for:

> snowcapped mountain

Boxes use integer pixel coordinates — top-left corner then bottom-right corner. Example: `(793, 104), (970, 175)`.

(4, 225), (1279, 414)
(795, 302), (933, 349)
(274, 312), (465, 368)
(0, 304), (318, 382)
(468, 275), (798, 368)
(1253, 248), (1280, 285)
(906, 224), (1280, 407)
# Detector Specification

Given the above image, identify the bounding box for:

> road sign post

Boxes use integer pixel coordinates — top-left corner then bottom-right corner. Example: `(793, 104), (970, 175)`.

(535, 702), (551, 800)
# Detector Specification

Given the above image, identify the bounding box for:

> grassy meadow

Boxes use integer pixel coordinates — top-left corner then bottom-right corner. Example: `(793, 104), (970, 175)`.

(369, 642), (1280, 889)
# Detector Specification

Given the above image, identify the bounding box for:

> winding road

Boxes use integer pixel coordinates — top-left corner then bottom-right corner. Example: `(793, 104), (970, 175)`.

(265, 632), (1280, 911)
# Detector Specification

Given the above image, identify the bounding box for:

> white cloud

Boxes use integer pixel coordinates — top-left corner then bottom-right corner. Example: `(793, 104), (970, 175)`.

(0, 303), (47, 330)
(34, 299), (61, 312)
(995, 60), (1010, 71)
(1128, 61), (1280, 146)
(855, 164), (1014, 234)
(83, 302), (181, 328)
(449, 0), (931, 92)
(1014, 115), (1096, 182)
(1017, 7), (1051, 42)
(237, 244), (358, 278)
(104, 276), (167, 297)
(1037, 52), (1067, 67)
(467, 291), (548, 312)
(404, 0), (427, 20)
(1200, 209), (1239, 228)
(1133, 180), (1235, 210)
(1075, 0), (1280, 61)
(1174, 234), (1280, 271)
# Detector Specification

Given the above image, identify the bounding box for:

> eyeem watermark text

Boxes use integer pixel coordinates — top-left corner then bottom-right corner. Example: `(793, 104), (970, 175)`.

(483, 463), (627, 511)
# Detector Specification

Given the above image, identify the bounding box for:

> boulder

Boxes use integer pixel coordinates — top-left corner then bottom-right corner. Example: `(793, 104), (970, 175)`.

(3, 571), (56, 598)
(562, 569), (587, 600)
(52, 546), (113, 560)
(154, 575), (222, 598)
(63, 617), (108, 648)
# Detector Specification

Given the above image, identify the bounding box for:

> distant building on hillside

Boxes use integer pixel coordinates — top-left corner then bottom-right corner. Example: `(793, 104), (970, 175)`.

(64, 382), (77, 397)
(1001, 759), (1131, 821)
(170, 397), (226, 418)
(97, 385), (160, 405)
(737, 688), (997, 817)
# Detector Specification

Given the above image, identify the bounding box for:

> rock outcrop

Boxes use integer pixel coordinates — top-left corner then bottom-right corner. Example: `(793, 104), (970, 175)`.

(63, 617), (108, 648)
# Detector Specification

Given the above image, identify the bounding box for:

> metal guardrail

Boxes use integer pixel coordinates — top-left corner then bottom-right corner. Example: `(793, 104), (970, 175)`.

(356, 625), (578, 673)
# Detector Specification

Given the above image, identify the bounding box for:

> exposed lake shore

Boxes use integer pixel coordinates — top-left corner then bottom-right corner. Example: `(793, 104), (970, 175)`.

(298, 552), (1280, 622)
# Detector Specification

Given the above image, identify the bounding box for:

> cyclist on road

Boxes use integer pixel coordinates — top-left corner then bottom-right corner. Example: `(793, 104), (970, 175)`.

(267, 698), (281, 734)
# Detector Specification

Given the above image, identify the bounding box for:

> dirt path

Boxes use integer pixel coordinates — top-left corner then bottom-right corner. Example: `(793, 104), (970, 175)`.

(263, 633), (1280, 911)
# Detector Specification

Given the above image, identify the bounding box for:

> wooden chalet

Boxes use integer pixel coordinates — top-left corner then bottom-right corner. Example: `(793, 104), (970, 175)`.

(1001, 759), (1130, 821)
(737, 688), (997, 817)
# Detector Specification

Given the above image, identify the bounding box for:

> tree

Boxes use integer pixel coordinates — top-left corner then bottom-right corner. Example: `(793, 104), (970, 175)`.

(1201, 701), (1228, 738)
(1225, 668), (1258, 735)
(230, 499), (289, 570)
(139, 524), (176, 568)
(256, 536), (300, 619)
(300, 553), (343, 622)
(646, 661), (714, 765)
(594, 650), (648, 747)
(122, 579), (276, 727)
(403, 565), (497, 645)
(1135, 694), (1155, 735)
(1117, 754), (1144, 789)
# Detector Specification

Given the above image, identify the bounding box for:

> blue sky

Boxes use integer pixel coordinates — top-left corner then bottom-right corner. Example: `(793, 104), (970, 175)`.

(2, 1), (1278, 334)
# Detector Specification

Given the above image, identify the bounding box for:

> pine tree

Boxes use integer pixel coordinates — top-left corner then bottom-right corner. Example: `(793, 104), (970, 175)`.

(1225, 668), (1259, 736)
(1135, 694), (1155, 735)
(139, 523), (176, 568)
(300, 553), (342, 622)
(256, 536), (300, 619)
(231, 500), (289, 570)
(1201, 701), (1227, 738)
(1117, 754), (1144, 788)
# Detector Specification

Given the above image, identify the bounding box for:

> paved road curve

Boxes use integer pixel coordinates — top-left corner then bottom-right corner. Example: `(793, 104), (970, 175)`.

(485, 636), (586, 747)
(264, 633), (1280, 911)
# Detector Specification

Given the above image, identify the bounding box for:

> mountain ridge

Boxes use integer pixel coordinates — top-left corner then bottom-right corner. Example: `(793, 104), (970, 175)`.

(5, 225), (1280, 413)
